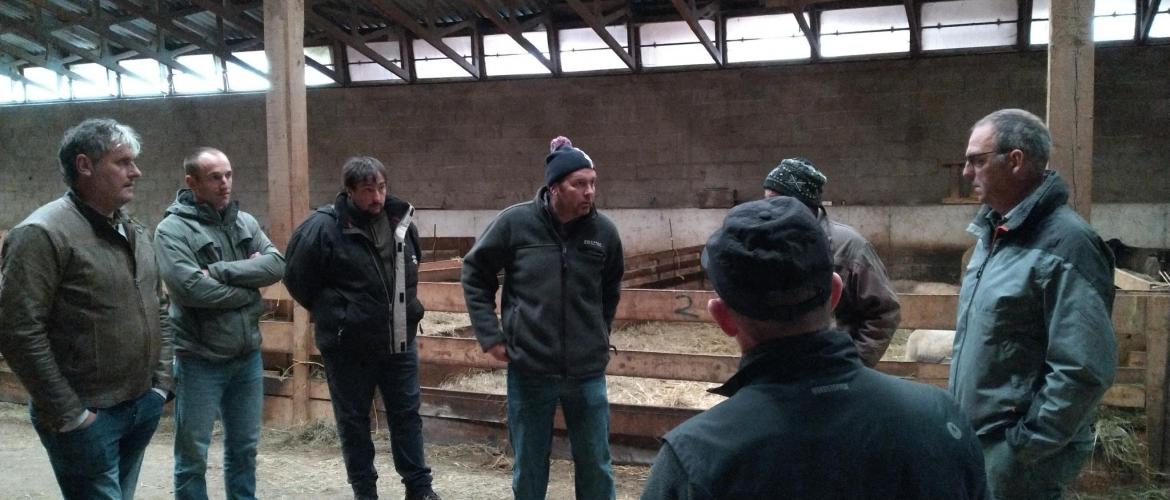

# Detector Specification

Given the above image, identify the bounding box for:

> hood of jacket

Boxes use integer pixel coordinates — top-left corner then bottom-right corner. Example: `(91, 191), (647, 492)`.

(165, 188), (239, 226)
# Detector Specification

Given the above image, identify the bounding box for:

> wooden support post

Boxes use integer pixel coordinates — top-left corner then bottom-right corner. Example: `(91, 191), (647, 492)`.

(1146, 294), (1170, 472)
(1046, 0), (1094, 221)
(265, 0), (311, 426)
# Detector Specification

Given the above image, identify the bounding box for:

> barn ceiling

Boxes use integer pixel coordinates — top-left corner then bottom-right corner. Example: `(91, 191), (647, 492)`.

(0, 0), (1164, 86)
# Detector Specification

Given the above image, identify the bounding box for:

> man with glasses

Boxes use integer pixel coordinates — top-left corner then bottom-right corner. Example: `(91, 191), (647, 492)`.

(950, 108), (1117, 499)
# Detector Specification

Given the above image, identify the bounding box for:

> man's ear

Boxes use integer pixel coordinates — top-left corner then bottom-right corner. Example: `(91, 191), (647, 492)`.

(1006, 148), (1028, 177)
(184, 174), (197, 190)
(828, 272), (844, 312)
(74, 154), (94, 178)
(708, 298), (740, 338)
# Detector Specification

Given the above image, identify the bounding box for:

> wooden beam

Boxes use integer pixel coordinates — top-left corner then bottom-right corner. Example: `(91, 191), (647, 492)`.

(669, 0), (721, 66)
(0, 42), (89, 82)
(0, 16), (139, 82)
(365, 0), (480, 78)
(564, 0), (635, 69)
(1017, 0), (1033, 49)
(904, 0), (921, 55)
(265, 0), (312, 426)
(1145, 294), (1170, 471)
(791, 6), (820, 59)
(107, 0), (268, 80)
(1046, 0), (1094, 221)
(1141, 0), (1164, 42)
(461, 0), (556, 73)
(305, 9), (409, 81)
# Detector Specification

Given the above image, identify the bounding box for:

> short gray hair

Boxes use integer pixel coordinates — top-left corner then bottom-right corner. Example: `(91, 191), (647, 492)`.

(342, 156), (387, 190)
(183, 147), (224, 177)
(972, 109), (1050, 173)
(57, 118), (142, 187)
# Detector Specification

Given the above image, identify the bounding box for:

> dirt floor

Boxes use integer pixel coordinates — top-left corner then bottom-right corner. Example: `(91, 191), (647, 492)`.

(0, 402), (649, 500)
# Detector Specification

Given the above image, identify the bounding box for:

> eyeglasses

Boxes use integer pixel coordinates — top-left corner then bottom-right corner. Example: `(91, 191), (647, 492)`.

(964, 150), (1003, 168)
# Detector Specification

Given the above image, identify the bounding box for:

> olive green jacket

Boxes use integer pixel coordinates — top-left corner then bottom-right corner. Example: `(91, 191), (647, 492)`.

(0, 192), (175, 431)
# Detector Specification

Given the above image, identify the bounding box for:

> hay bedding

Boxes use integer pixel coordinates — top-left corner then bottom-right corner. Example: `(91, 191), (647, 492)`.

(440, 370), (725, 410)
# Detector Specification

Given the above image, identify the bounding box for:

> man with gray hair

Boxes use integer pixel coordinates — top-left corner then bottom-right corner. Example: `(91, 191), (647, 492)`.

(284, 157), (440, 500)
(155, 147), (285, 499)
(0, 118), (174, 499)
(951, 108), (1116, 499)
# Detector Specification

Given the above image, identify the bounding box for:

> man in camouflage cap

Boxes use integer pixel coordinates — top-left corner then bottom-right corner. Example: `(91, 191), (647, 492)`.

(763, 157), (901, 366)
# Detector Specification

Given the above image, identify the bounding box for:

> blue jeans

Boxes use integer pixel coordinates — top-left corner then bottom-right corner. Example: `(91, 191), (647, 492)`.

(31, 389), (165, 500)
(173, 350), (264, 500)
(981, 434), (1093, 500)
(506, 370), (615, 500)
(321, 344), (433, 497)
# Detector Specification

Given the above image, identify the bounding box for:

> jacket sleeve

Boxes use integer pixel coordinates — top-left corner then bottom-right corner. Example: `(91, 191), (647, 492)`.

(206, 216), (285, 289)
(603, 230), (624, 330)
(282, 215), (326, 310)
(641, 441), (710, 500)
(0, 226), (85, 428)
(842, 245), (901, 367)
(461, 216), (509, 351)
(153, 253), (176, 396)
(1007, 258), (1116, 463)
(154, 220), (258, 309)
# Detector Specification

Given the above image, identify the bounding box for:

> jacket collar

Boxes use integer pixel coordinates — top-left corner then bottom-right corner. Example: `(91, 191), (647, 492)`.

(967, 170), (1068, 240)
(332, 191), (412, 231)
(66, 190), (133, 236)
(166, 188), (239, 225)
(709, 328), (861, 397)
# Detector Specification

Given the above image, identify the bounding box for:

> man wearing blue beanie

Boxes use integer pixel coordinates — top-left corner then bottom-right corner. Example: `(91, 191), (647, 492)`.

(462, 136), (624, 500)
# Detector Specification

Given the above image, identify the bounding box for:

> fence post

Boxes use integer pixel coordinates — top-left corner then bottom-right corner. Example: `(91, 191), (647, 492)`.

(1145, 294), (1170, 472)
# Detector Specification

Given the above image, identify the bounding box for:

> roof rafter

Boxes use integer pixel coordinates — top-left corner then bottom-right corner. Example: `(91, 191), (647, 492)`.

(904, 0), (920, 55)
(791, 3), (820, 59)
(187, 0), (338, 84)
(305, 8), (411, 81)
(462, 0), (556, 73)
(1141, 0), (1163, 43)
(669, 0), (721, 66)
(0, 14), (150, 83)
(26, 0), (198, 75)
(564, 0), (634, 69)
(0, 41), (89, 82)
(106, 0), (267, 79)
(1017, 0), (1033, 49)
(365, 0), (480, 78)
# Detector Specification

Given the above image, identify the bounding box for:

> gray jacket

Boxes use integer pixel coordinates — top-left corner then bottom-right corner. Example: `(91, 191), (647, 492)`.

(154, 189), (284, 361)
(0, 192), (175, 431)
(949, 171), (1116, 463)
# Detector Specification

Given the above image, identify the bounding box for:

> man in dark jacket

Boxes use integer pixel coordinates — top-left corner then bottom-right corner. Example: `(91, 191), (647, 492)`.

(0, 118), (175, 499)
(462, 136), (624, 500)
(641, 196), (987, 500)
(951, 109), (1117, 499)
(284, 157), (440, 500)
(155, 147), (285, 499)
(763, 157), (901, 366)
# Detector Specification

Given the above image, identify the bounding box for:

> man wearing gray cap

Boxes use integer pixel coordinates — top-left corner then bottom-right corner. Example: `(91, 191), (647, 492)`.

(763, 158), (900, 366)
(640, 196), (986, 500)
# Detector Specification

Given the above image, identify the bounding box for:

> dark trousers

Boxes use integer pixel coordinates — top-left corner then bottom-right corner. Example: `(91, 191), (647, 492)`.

(981, 434), (1093, 500)
(321, 344), (433, 498)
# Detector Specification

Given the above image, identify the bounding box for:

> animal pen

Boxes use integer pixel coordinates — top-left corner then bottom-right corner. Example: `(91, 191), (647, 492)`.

(1, 247), (1168, 472)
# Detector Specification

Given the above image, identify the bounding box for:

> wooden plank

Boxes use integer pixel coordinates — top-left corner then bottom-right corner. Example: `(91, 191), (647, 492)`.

(1115, 268), (1161, 291)
(1046, 0), (1094, 220)
(1144, 294), (1170, 471)
(623, 245), (703, 268)
(419, 259), (463, 282)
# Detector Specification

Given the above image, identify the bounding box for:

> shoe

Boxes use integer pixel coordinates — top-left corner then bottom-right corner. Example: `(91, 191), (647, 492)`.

(354, 495), (377, 500)
(405, 488), (441, 500)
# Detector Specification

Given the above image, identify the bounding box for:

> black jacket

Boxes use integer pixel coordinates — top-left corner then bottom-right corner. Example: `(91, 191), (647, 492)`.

(461, 187), (624, 377)
(642, 329), (988, 500)
(283, 192), (424, 355)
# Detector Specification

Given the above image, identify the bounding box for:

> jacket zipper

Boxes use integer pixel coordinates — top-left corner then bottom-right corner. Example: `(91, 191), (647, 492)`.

(951, 230), (1002, 394)
(362, 237), (395, 351)
(560, 244), (569, 377)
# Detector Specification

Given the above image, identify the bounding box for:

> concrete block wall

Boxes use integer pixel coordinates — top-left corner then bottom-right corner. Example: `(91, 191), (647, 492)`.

(0, 45), (1166, 244)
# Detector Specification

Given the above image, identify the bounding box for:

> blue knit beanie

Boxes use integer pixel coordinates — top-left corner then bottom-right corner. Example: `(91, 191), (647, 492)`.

(545, 136), (594, 186)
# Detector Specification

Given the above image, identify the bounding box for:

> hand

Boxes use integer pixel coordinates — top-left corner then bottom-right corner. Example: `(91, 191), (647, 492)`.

(78, 411), (98, 430)
(249, 252), (261, 259)
(486, 343), (509, 362)
(200, 269), (210, 277)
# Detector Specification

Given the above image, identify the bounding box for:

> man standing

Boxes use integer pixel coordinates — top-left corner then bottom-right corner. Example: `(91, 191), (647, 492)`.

(641, 196), (986, 500)
(154, 147), (285, 499)
(763, 157), (900, 366)
(283, 157), (440, 500)
(0, 118), (174, 499)
(950, 109), (1117, 499)
(462, 136), (624, 500)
